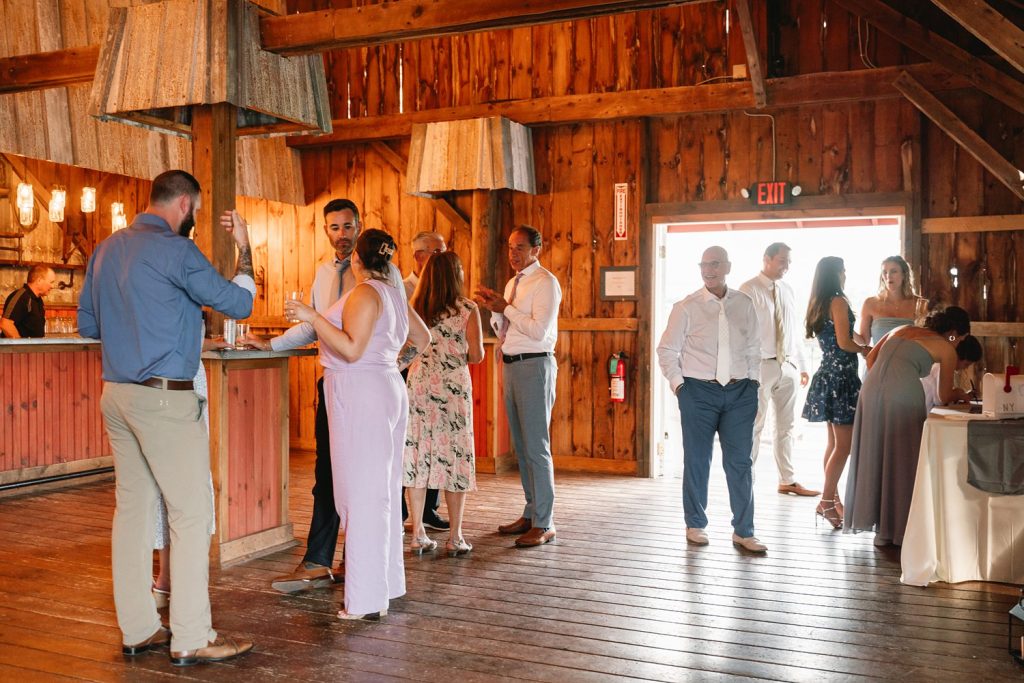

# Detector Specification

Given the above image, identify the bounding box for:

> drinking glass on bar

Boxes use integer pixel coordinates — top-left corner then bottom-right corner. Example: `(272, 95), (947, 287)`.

(235, 323), (250, 349)
(285, 290), (304, 323)
(223, 319), (237, 346)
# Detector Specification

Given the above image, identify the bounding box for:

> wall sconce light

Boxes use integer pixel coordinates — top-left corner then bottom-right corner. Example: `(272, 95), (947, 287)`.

(48, 188), (67, 223)
(81, 187), (97, 213)
(111, 202), (127, 231)
(16, 182), (34, 226)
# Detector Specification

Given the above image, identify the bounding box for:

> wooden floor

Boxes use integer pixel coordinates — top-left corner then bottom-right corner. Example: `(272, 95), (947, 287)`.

(1, 448), (1022, 682)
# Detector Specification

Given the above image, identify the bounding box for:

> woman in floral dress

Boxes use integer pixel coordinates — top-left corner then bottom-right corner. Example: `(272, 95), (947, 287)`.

(404, 252), (484, 557)
(801, 257), (871, 529)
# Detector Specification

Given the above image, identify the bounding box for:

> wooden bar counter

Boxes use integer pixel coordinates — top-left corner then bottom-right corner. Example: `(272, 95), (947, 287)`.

(201, 346), (315, 567)
(0, 337), (313, 567)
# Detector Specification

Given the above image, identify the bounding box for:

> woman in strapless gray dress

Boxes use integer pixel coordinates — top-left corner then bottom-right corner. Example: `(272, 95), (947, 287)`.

(859, 255), (927, 345)
(843, 307), (971, 546)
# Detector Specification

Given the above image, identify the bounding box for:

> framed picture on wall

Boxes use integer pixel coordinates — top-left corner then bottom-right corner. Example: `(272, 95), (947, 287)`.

(600, 266), (637, 301)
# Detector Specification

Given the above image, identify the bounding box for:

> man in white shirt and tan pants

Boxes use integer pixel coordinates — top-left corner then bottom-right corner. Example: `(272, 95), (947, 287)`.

(657, 246), (766, 552)
(740, 243), (819, 498)
(476, 225), (562, 548)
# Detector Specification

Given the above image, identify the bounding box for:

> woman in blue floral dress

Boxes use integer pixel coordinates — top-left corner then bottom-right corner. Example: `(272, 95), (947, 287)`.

(801, 257), (871, 529)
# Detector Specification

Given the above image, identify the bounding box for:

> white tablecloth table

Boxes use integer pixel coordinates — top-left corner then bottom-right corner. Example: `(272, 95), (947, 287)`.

(901, 415), (1024, 586)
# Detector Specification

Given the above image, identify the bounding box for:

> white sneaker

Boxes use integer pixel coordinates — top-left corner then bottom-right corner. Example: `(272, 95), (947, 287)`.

(685, 528), (709, 546)
(732, 533), (767, 553)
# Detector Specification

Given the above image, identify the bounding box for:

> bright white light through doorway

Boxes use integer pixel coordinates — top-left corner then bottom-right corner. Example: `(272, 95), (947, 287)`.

(651, 215), (903, 481)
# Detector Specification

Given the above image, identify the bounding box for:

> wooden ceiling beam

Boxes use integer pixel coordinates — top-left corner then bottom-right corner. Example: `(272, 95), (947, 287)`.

(0, 46), (99, 95)
(288, 63), (966, 147)
(733, 0), (766, 109)
(894, 71), (1024, 201)
(259, 0), (708, 56)
(929, 0), (1024, 76)
(832, 0), (1024, 114)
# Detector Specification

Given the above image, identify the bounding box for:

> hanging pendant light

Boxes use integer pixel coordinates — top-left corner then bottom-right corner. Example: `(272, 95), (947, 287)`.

(16, 183), (34, 226)
(111, 202), (127, 231)
(81, 187), (97, 213)
(48, 188), (66, 223)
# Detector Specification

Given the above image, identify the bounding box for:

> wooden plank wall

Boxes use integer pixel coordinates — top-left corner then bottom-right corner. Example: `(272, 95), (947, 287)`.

(276, 0), (1023, 469)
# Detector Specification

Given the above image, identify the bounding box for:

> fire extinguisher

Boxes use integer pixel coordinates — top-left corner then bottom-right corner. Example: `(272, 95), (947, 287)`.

(609, 352), (627, 403)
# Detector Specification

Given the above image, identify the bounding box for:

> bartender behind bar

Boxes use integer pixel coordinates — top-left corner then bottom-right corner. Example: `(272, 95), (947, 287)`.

(0, 265), (56, 338)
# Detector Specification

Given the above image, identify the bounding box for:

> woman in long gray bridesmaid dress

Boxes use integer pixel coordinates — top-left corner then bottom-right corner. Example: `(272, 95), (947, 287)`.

(843, 306), (971, 546)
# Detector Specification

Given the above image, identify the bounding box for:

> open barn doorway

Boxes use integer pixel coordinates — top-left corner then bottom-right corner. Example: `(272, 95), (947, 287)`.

(650, 214), (903, 483)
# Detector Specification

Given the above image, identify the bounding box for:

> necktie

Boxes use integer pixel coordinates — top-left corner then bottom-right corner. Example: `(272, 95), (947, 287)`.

(773, 282), (787, 363)
(498, 272), (524, 341)
(336, 258), (350, 302)
(716, 299), (731, 385)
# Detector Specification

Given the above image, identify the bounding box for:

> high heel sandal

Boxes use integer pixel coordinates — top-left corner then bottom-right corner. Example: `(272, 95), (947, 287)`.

(410, 536), (437, 555)
(834, 494), (845, 517)
(815, 498), (843, 530)
(152, 584), (170, 609)
(445, 538), (472, 558)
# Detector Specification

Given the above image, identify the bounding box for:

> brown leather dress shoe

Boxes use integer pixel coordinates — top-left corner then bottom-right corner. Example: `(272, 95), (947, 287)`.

(778, 482), (821, 497)
(270, 561), (334, 593)
(515, 527), (556, 547)
(122, 626), (171, 656)
(170, 634), (253, 666)
(497, 516), (532, 535)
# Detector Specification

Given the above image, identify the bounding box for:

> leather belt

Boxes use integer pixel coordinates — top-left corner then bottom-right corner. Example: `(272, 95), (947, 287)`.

(502, 351), (553, 364)
(135, 377), (195, 391)
(699, 378), (743, 385)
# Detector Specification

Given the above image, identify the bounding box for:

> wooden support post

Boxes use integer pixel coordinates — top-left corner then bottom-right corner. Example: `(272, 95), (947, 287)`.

(734, 0), (766, 109)
(191, 103), (239, 334)
(470, 189), (501, 299)
(929, 0), (1024, 76)
(894, 72), (1024, 201)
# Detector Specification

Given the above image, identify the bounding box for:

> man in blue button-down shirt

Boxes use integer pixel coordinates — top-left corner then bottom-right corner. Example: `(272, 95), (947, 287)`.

(78, 170), (255, 665)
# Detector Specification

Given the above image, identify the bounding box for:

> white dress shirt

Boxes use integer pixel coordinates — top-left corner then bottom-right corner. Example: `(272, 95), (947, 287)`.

(403, 271), (418, 299)
(739, 272), (808, 373)
(272, 258), (405, 351)
(657, 286), (761, 392)
(488, 261), (562, 355)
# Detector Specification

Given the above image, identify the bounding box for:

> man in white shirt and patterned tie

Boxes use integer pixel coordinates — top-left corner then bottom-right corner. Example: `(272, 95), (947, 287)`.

(475, 226), (562, 548)
(657, 246), (766, 552)
(740, 243), (819, 498)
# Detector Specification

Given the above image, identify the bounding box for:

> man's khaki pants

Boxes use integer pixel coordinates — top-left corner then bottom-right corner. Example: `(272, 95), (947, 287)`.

(101, 382), (217, 651)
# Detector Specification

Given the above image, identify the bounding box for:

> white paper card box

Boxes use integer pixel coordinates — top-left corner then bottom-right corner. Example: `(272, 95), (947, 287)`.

(982, 372), (1024, 418)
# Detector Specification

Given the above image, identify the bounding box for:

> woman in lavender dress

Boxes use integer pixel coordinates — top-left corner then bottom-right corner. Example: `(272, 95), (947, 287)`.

(288, 229), (430, 620)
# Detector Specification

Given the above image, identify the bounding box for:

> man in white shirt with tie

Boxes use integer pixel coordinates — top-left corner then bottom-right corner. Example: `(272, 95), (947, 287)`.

(657, 246), (766, 552)
(248, 199), (406, 592)
(740, 243), (819, 498)
(475, 226), (562, 548)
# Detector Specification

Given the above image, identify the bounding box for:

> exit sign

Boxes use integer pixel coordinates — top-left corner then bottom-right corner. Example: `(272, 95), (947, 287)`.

(748, 181), (793, 206)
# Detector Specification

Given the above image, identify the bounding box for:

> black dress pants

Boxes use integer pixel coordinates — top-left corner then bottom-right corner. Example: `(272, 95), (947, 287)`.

(302, 377), (340, 568)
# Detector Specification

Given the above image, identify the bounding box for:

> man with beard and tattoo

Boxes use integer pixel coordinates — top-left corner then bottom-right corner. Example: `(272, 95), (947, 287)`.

(78, 170), (256, 664)
(245, 198), (407, 594)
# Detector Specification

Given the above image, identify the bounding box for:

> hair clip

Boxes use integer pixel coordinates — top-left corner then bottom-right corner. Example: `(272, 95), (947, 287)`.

(378, 242), (395, 257)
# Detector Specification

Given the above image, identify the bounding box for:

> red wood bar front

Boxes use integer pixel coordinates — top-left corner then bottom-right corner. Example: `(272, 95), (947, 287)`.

(203, 348), (315, 567)
(0, 341), (110, 486)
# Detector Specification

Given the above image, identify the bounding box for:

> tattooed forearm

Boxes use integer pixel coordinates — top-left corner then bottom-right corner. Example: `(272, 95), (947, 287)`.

(235, 245), (254, 279)
(396, 342), (419, 371)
